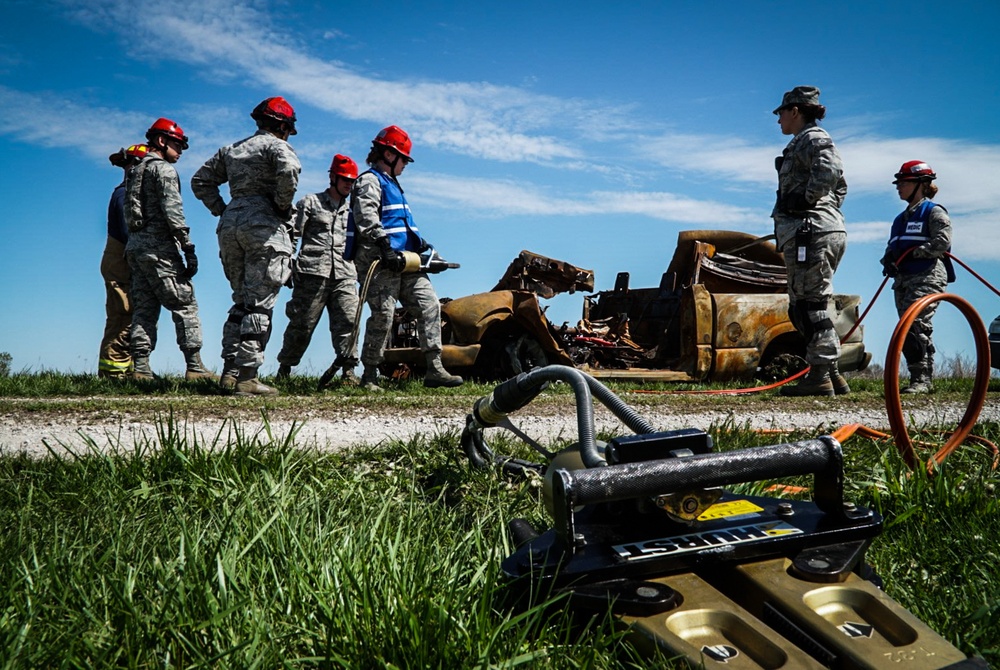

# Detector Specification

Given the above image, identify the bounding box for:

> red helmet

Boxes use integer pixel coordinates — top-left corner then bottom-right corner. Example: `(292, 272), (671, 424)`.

(372, 125), (413, 161)
(251, 96), (297, 135)
(893, 160), (936, 183)
(145, 118), (189, 150)
(329, 154), (358, 180)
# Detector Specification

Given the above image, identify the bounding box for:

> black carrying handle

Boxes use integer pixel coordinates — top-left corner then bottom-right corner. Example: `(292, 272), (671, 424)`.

(551, 437), (853, 548)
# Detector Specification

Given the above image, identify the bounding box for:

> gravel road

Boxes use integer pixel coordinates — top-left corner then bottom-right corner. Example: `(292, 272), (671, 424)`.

(3, 392), (997, 458)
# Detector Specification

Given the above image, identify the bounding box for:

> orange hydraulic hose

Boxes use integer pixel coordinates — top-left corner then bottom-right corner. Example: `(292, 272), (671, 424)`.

(884, 293), (992, 473)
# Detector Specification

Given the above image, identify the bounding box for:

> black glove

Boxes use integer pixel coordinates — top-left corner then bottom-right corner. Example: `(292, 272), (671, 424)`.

(880, 256), (898, 278)
(377, 237), (406, 272)
(181, 244), (198, 279)
(417, 237), (433, 253)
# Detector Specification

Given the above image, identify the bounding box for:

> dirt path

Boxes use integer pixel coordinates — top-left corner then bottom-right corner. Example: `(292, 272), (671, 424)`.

(3, 391), (997, 458)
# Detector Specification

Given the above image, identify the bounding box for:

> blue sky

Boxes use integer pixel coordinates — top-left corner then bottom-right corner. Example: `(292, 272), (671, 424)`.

(1, 0), (999, 376)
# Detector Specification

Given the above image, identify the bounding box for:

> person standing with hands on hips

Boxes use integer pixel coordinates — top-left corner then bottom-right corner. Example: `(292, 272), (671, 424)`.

(275, 154), (361, 384)
(880, 161), (954, 394)
(344, 125), (463, 391)
(124, 119), (215, 382)
(771, 86), (849, 397)
(191, 96), (301, 396)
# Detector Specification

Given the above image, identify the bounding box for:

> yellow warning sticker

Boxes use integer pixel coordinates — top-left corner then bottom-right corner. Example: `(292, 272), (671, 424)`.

(697, 500), (764, 521)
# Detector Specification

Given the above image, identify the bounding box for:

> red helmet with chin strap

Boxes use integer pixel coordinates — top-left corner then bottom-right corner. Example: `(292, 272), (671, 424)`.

(251, 96), (297, 135)
(372, 125), (413, 161)
(145, 118), (189, 150)
(893, 160), (936, 183)
(329, 154), (358, 180)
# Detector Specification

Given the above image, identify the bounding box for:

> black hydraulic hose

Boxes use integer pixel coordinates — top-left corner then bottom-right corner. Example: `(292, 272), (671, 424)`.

(583, 375), (656, 435)
(468, 364), (605, 468)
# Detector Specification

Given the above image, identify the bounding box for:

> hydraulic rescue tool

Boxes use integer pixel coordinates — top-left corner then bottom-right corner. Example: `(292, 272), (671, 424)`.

(461, 364), (990, 669)
(317, 248), (459, 390)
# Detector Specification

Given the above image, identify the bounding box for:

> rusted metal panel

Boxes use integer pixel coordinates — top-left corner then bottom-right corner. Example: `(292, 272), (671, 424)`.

(491, 250), (595, 298)
(712, 293), (794, 351)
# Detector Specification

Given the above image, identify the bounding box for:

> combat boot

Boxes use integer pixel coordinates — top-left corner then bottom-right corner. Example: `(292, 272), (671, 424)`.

(780, 364), (834, 397)
(219, 359), (239, 393)
(234, 367), (279, 397)
(360, 366), (384, 392)
(131, 355), (157, 381)
(183, 350), (219, 381)
(341, 367), (359, 386)
(902, 364), (932, 394)
(423, 352), (463, 388)
(829, 360), (851, 395)
(275, 363), (292, 380)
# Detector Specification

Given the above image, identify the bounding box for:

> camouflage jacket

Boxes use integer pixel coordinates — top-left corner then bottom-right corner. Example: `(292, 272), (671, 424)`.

(190, 130), (301, 218)
(293, 190), (357, 280)
(771, 123), (847, 250)
(124, 154), (192, 254)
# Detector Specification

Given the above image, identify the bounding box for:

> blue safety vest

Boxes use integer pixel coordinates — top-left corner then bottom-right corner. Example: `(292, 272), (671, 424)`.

(887, 200), (954, 280)
(344, 169), (424, 260)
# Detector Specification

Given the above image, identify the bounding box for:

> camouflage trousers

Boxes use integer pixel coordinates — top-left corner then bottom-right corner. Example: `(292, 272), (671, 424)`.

(99, 237), (132, 376)
(127, 248), (203, 357)
(783, 231), (846, 365)
(360, 262), (443, 368)
(894, 263), (948, 366)
(218, 219), (293, 370)
(277, 273), (359, 366)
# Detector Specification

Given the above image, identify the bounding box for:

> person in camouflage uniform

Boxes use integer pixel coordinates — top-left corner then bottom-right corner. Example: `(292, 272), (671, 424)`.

(345, 125), (462, 391)
(880, 161), (954, 394)
(99, 143), (147, 378)
(771, 86), (849, 397)
(191, 96), (301, 396)
(276, 154), (360, 383)
(124, 119), (215, 382)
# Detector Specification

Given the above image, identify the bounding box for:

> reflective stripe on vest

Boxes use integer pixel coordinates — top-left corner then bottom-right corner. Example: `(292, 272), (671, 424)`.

(888, 200), (944, 275)
(344, 169), (423, 260)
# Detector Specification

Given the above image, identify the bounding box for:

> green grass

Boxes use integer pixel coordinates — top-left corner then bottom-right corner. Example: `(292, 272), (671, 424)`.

(0, 374), (998, 667)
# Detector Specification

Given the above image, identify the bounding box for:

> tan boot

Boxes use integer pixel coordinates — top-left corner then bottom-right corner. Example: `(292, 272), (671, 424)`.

(902, 364), (932, 394)
(780, 364), (834, 397)
(360, 366), (384, 392)
(219, 359), (238, 392)
(131, 355), (157, 381)
(341, 367), (359, 386)
(184, 350), (219, 381)
(829, 360), (850, 396)
(423, 352), (463, 388)
(234, 367), (278, 397)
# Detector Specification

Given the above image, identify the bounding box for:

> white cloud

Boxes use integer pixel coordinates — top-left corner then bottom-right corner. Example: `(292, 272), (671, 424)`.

(59, 0), (631, 164)
(405, 173), (759, 225)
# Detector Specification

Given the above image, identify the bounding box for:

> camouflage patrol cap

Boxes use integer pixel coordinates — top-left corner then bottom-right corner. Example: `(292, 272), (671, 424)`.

(773, 86), (821, 114)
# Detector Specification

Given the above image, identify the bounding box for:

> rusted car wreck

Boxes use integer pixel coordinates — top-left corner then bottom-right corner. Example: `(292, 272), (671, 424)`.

(382, 230), (870, 382)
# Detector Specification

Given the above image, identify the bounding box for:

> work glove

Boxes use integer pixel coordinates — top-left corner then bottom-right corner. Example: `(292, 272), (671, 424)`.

(181, 244), (198, 279)
(880, 255), (898, 278)
(377, 237), (406, 273)
(417, 237), (433, 253)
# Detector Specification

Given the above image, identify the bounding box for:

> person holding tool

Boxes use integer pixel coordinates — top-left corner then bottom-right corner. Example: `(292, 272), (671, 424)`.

(275, 154), (360, 384)
(344, 125), (463, 391)
(125, 118), (215, 382)
(771, 86), (849, 397)
(191, 96), (301, 396)
(99, 143), (147, 378)
(880, 161), (954, 394)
